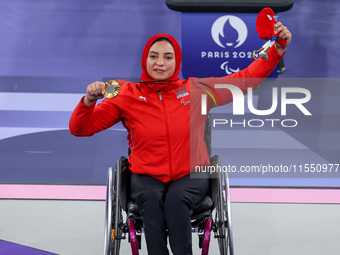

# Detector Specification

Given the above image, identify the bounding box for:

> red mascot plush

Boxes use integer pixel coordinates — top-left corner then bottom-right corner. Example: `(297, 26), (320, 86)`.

(253, 7), (286, 60)
(256, 7), (286, 47)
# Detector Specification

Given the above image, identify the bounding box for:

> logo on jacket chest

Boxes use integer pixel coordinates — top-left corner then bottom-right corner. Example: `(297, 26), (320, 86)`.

(176, 90), (189, 99)
(174, 85), (190, 105)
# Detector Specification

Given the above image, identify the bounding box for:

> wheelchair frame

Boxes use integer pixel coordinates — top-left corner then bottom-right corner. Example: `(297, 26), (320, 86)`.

(103, 155), (234, 255)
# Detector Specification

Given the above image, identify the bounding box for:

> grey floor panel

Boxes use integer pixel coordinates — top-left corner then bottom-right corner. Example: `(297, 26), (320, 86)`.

(1, 199), (340, 254)
(0, 200), (105, 255)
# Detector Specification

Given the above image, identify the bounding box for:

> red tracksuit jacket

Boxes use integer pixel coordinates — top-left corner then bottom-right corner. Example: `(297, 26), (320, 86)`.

(69, 35), (283, 182)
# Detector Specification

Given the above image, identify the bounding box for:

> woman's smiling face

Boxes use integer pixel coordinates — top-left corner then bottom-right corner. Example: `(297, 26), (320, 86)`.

(146, 40), (176, 81)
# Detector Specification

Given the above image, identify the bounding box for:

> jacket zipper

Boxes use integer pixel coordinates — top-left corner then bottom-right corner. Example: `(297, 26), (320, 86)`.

(158, 91), (173, 180)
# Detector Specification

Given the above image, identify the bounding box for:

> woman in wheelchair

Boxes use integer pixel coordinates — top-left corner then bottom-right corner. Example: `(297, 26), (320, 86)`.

(70, 23), (291, 255)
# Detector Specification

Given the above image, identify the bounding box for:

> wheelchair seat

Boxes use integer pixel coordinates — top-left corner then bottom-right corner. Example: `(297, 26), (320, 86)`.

(126, 194), (213, 227)
(127, 194), (213, 218)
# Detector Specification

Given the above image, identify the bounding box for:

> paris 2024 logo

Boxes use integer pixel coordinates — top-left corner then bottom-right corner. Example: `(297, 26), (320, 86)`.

(202, 15), (253, 75)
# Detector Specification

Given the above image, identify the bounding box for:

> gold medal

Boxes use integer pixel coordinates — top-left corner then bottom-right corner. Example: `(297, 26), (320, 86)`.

(104, 80), (120, 98)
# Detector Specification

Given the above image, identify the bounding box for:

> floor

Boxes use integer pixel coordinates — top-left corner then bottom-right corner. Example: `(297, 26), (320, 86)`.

(0, 0), (340, 254)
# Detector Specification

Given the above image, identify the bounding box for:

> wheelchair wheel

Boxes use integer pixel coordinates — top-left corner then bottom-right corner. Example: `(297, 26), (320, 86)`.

(104, 166), (123, 255)
(215, 170), (234, 255)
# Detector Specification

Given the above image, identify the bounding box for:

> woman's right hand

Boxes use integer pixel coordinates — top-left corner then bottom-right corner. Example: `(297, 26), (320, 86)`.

(84, 81), (106, 106)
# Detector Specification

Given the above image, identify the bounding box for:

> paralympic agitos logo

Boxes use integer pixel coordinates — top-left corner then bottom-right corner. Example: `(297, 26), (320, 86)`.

(200, 84), (312, 128)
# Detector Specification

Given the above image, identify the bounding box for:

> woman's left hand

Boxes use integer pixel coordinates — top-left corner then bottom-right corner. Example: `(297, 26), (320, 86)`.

(274, 22), (292, 55)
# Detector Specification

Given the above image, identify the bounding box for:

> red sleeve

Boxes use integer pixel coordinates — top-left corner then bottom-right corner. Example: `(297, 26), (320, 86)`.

(193, 46), (284, 110)
(69, 96), (122, 137)
(229, 45), (284, 80)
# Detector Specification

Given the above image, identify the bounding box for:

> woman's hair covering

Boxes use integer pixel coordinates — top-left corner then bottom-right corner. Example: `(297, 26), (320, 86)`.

(140, 33), (182, 82)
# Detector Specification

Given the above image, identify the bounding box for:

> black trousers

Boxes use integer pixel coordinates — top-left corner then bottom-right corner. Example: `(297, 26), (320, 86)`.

(130, 173), (209, 255)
